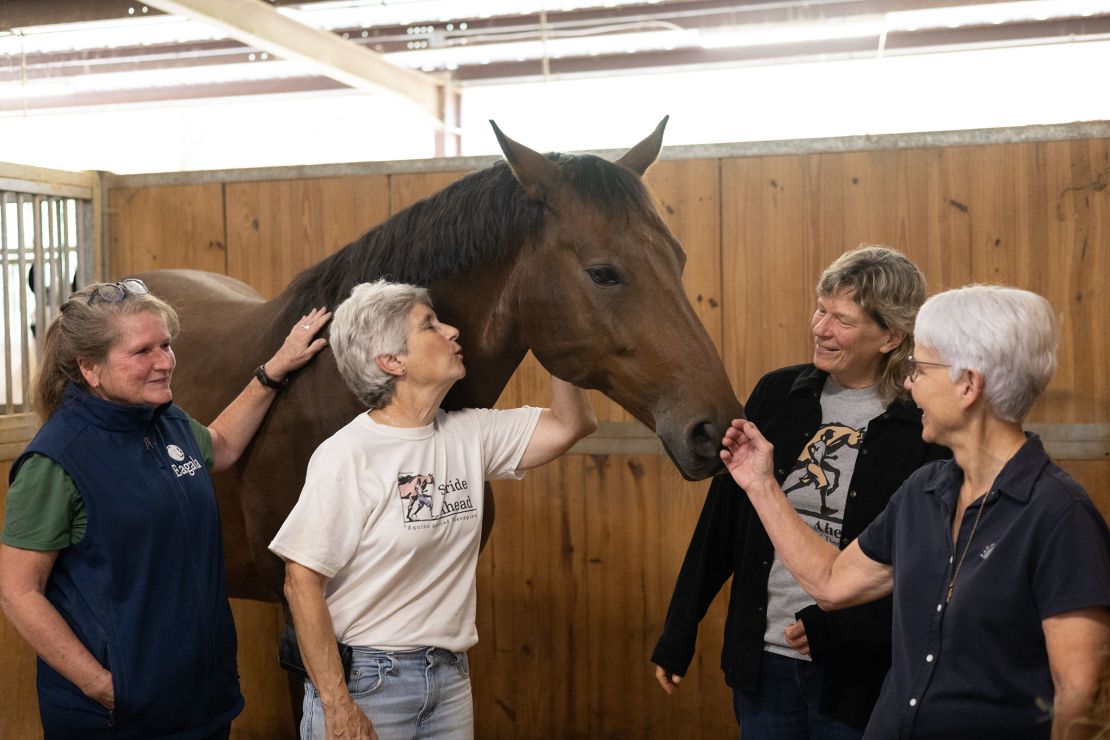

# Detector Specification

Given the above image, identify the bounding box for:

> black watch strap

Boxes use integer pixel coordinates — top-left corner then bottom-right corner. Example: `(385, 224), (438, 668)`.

(254, 364), (290, 391)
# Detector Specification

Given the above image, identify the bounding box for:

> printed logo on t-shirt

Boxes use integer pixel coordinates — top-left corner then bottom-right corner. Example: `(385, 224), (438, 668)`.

(781, 423), (864, 543)
(397, 472), (477, 527)
(166, 444), (185, 461)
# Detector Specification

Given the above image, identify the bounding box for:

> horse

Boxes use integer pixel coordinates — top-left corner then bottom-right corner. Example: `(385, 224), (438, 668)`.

(140, 118), (744, 601)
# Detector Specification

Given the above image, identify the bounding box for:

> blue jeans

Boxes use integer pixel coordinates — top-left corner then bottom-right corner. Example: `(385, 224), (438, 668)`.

(301, 646), (472, 740)
(733, 652), (862, 740)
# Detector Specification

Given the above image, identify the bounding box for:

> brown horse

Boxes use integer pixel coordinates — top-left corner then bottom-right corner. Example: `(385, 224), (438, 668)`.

(140, 118), (743, 601)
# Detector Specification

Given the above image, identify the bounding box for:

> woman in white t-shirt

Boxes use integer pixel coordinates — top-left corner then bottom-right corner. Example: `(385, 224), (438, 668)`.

(269, 279), (597, 740)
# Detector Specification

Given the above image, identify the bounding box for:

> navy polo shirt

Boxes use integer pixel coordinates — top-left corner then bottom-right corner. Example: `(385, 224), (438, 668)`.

(858, 434), (1110, 739)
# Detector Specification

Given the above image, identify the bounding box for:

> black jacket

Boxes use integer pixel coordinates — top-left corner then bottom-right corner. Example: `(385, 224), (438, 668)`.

(652, 364), (949, 730)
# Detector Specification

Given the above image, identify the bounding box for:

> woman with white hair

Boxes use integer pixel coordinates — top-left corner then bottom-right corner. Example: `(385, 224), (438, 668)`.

(269, 280), (596, 740)
(718, 284), (1110, 739)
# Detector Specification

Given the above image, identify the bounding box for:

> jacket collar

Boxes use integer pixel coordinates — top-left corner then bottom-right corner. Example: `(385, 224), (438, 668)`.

(787, 364), (922, 424)
(62, 383), (172, 433)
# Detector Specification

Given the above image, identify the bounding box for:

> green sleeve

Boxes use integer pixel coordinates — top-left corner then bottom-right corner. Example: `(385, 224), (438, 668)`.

(2, 454), (84, 549)
(186, 414), (215, 470)
(2, 417), (212, 551)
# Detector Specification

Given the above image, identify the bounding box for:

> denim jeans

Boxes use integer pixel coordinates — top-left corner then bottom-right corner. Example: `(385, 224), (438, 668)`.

(301, 646), (473, 740)
(733, 651), (862, 740)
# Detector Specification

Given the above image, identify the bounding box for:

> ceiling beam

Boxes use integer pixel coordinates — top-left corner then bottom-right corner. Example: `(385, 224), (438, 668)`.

(142, 0), (443, 120)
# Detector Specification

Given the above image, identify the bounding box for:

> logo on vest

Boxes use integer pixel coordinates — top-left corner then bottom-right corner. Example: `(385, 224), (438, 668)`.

(167, 444), (201, 477)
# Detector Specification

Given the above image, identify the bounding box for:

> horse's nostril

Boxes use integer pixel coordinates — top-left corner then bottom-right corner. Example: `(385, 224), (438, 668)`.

(688, 421), (719, 459)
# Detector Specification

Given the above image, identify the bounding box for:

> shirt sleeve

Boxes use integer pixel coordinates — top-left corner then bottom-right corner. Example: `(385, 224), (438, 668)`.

(857, 482), (904, 566)
(1, 454), (82, 550)
(268, 452), (373, 578)
(185, 413), (215, 469)
(474, 406), (543, 480)
(1032, 496), (1110, 618)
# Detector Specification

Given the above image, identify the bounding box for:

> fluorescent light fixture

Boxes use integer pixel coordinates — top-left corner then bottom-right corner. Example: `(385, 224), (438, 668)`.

(699, 0), (1110, 50)
(700, 18), (884, 49)
(0, 16), (224, 56)
(887, 0), (1110, 31)
(284, 0), (654, 29)
(385, 29), (699, 68)
(0, 61), (309, 101)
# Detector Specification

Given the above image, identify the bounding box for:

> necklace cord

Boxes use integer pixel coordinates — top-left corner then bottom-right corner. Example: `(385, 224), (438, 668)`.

(947, 491), (990, 603)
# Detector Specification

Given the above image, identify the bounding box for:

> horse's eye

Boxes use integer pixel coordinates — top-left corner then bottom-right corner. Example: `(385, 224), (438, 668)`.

(587, 266), (621, 287)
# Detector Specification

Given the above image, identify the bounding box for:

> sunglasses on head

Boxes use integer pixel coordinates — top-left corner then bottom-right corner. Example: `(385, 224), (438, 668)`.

(85, 278), (149, 305)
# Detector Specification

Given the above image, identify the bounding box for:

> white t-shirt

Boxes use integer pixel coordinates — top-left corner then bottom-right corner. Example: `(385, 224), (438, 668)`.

(268, 406), (541, 652)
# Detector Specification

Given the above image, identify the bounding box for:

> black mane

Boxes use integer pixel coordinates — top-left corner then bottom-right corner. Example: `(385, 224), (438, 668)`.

(284, 152), (661, 309)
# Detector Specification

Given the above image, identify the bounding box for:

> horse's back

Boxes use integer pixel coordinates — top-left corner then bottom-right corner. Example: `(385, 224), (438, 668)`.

(138, 269), (263, 310)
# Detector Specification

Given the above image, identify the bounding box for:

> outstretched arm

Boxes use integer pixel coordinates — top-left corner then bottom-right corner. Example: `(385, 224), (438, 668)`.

(208, 308), (331, 471)
(721, 419), (893, 609)
(517, 377), (597, 470)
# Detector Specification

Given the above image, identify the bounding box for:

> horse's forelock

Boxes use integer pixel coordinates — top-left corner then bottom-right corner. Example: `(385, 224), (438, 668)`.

(554, 153), (660, 225)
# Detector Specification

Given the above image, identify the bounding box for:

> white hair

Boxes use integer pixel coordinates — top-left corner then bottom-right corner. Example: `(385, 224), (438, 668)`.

(330, 279), (431, 409)
(914, 285), (1058, 423)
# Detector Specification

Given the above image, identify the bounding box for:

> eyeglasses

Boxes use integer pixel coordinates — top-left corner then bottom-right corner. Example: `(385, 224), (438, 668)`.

(907, 354), (950, 381)
(85, 278), (149, 305)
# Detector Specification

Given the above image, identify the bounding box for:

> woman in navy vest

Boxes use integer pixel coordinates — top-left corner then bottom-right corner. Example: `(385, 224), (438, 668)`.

(0, 278), (330, 739)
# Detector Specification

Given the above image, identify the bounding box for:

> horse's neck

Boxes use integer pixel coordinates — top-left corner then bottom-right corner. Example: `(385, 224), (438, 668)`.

(432, 266), (529, 411)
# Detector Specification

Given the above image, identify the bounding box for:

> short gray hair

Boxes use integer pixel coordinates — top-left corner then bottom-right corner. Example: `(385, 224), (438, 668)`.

(914, 285), (1058, 423)
(330, 279), (431, 409)
(817, 245), (927, 403)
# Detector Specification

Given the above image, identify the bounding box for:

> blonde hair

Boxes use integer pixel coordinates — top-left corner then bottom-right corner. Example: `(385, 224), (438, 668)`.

(817, 246), (927, 404)
(33, 282), (179, 420)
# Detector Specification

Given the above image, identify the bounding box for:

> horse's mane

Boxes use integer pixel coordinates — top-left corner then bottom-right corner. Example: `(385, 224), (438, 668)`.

(285, 152), (662, 309)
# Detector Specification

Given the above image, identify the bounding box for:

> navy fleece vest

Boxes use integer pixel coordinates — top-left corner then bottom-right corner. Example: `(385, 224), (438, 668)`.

(11, 386), (243, 738)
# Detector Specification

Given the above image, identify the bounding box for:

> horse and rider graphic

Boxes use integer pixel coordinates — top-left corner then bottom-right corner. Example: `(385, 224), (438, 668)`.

(783, 424), (862, 516)
(398, 473), (435, 522)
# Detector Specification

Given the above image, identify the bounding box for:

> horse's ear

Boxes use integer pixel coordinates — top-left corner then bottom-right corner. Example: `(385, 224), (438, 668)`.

(614, 115), (669, 176)
(490, 120), (560, 202)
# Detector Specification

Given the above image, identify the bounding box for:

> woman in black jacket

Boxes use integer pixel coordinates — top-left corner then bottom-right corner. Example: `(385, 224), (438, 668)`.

(652, 246), (948, 739)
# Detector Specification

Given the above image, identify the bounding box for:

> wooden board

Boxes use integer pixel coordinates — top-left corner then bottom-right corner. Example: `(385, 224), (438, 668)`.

(108, 184), (226, 277)
(226, 176), (391, 299)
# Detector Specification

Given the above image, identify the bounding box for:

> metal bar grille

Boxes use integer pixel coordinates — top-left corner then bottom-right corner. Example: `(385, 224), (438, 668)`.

(1, 189), (91, 413)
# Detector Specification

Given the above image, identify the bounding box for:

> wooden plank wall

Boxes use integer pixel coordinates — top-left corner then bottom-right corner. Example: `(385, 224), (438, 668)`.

(1, 135), (1107, 738)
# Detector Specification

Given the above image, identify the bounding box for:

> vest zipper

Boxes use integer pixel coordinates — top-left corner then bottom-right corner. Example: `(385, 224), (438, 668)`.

(146, 425), (216, 720)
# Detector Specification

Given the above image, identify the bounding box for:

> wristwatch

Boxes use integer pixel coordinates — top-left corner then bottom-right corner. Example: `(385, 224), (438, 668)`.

(254, 364), (290, 391)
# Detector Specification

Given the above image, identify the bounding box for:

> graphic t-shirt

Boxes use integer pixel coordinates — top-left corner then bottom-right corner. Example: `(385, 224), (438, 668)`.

(268, 406), (541, 653)
(763, 379), (884, 659)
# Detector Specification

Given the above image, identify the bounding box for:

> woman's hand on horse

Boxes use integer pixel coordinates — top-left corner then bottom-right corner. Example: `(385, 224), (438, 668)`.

(267, 307), (332, 379)
(720, 419), (777, 495)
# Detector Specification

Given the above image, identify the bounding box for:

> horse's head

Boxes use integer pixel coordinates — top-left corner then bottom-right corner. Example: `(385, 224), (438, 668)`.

(490, 118), (744, 480)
